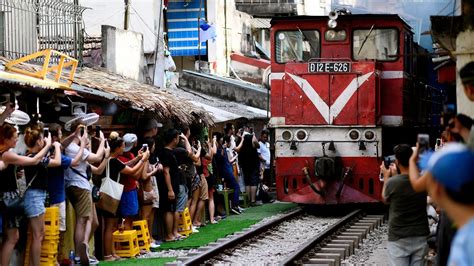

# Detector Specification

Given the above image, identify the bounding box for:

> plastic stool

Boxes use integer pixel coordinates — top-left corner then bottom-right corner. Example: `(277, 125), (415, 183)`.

(177, 207), (193, 237)
(44, 207), (60, 236)
(217, 189), (234, 216)
(132, 220), (151, 251)
(239, 192), (249, 208)
(113, 230), (140, 258)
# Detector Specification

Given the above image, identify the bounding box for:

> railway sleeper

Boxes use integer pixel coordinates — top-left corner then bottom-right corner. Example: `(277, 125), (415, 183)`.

(319, 247), (347, 259)
(330, 239), (355, 253)
(326, 243), (353, 256)
(353, 222), (375, 230)
(313, 253), (341, 266)
(306, 257), (337, 266)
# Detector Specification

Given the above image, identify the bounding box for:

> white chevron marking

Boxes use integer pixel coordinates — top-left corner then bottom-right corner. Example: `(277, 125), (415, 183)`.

(287, 72), (374, 124)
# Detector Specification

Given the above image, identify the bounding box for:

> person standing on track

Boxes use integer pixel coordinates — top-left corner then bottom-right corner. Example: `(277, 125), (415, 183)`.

(381, 144), (430, 266)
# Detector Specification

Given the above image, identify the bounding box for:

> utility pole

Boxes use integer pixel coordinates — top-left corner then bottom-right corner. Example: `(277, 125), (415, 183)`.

(124, 0), (130, 30)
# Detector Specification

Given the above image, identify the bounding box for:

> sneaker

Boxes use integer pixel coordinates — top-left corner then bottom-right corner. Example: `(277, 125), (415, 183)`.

(231, 207), (241, 215)
(192, 226), (200, 233)
(89, 256), (99, 265)
(237, 206), (246, 212)
(150, 241), (161, 249)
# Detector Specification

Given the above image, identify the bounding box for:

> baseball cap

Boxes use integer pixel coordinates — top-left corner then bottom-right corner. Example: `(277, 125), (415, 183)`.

(426, 143), (474, 193)
(144, 119), (163, 131)
(123, 133), (138, 152)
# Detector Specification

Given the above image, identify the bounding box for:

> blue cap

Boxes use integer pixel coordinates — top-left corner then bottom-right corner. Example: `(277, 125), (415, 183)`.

(426, 143), (474, 192)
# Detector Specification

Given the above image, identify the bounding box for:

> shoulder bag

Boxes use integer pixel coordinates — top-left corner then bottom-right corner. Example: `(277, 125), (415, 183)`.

(1, 167), (38, 215)
(96, 159), (124, 215)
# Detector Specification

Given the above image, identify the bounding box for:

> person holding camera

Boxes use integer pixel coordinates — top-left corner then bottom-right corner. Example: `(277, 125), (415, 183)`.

(23, 125), (62, 266)
(103, 134), (149, 261)
(381, 144), (429, 266)
(423, 143), (474, 266)
(63, 120), (105, 265)
(0, 123), (53, 266)
(117, 133), (143, 230)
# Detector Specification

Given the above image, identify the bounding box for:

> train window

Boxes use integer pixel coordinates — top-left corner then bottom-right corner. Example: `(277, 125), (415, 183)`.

(325, 30), (346, 41)
(275, 30), (320, 63)
(352, 28), (398, 61)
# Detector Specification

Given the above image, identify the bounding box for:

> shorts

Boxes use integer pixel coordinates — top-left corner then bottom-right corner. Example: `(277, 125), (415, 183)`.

(52, 201), (66, 231)
(176, 185), (188, 212)
(159, 190), (176, 213)
(0, 191), (23, 228)
(242, 166), (260, 186)
(191, 175), (201, 192)
(24, 189), (46, 218)
(199, 176), (209, 200)
(66, 186), (92, 218)
(119, 189), (139, 217)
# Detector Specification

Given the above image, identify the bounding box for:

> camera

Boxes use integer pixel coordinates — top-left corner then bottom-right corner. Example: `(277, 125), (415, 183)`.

(417, 134), (430, 154)
(384, 155), (396, 169)
(142, 143), (148, 152)
(95, 125), (101, 137)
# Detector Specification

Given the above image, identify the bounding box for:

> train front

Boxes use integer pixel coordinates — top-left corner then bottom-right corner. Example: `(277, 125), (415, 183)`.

(269, 15), (391, 205)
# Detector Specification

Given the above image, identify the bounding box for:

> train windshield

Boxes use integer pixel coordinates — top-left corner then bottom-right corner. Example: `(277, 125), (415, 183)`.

(275, 30), (320, 63)
(353, 28), (398, 61)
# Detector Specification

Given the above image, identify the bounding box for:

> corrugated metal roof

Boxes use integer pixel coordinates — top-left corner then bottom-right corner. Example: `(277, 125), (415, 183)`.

(251, 18), (271, 29)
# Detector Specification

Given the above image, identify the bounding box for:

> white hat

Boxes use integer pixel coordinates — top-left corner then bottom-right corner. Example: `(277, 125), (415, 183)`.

(123, 133), (137, 152)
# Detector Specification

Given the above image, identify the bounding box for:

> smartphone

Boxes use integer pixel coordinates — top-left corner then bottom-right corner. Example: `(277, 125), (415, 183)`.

(142, 143), (148, 152)
(104, 140), (108, 148)
(9, 92), (15, 104)
(80, 126), (85, 137)
(43, 128), (49, 137)
(95, 125), (101, 137)
(383, 155), (396, 169)
(417, 134), (430, 154)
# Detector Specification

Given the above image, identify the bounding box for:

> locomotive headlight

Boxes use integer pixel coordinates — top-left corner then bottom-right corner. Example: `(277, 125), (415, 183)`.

(295, 129), (308, 141)
(328, 19), (337, 29)
(282, 130), (293, 141)
(364, 130), (375, 140)
(348, 129), (360, 140)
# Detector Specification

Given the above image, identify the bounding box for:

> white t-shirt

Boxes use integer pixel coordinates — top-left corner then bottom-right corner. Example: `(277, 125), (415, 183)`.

(258, 141), (271, 169)
(64, 142), (92, 191)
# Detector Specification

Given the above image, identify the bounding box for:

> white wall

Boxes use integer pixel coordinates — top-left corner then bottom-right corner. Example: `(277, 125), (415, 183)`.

(102, 25), (146, 81)
(81, 0), (156, 53)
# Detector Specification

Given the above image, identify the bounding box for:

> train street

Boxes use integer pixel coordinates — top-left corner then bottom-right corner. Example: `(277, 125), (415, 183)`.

(1, 0), (474, 265)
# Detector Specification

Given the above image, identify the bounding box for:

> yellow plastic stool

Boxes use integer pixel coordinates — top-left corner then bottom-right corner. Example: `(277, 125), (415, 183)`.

(44, 207), (60, 236)
(113, 230), (140, 258)
(177, 207), (193, 237)
(132, 220), (151, 251)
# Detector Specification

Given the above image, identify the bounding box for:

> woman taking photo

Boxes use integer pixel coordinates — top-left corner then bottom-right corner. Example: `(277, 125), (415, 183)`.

(103, 134), (149, 261)
(0, 123), (53, 266)
(23, 125), (62, 266)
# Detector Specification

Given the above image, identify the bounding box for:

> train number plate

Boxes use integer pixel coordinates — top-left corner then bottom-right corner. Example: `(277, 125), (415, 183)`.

(308, 62), (351, 73)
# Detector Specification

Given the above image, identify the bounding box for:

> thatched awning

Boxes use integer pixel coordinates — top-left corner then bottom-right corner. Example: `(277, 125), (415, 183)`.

(0, 56), (214, 126)
(72, 67), (213, 126)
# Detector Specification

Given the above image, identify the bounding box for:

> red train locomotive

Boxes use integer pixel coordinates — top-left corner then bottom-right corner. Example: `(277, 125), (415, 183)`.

(269, 13), (441, 204)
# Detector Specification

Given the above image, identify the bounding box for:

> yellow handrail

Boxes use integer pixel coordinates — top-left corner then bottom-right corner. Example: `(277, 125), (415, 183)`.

(5, 49), (78, 89)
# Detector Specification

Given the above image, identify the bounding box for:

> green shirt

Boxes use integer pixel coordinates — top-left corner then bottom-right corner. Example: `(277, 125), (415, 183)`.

(383, 174), (430, 241)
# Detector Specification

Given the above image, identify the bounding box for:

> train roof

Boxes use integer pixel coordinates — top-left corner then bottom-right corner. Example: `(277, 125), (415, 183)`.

(270, 14), (412, 31)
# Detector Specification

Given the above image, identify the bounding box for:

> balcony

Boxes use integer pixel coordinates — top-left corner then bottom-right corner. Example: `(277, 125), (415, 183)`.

(235, 0), (300, 17)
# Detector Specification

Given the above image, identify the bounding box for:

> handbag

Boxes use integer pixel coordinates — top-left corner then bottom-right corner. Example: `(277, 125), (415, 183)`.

(1, 168), (38, 215)
(70, 165), (100, 202)
(96, 159), (124, 215)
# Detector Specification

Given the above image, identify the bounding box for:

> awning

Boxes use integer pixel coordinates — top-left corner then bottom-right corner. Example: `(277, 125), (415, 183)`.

(166, 86), (269, 123)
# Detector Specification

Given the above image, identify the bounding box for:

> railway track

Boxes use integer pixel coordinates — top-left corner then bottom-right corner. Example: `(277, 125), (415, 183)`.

(171, 208), (385, 265)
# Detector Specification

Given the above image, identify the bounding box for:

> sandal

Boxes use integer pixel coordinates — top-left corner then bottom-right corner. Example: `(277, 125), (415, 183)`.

(103, 255), (117, 262)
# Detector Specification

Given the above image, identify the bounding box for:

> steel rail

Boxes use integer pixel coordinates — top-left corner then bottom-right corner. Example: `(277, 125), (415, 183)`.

(280, 209), (363, 265)
(182, 207), (304, 265)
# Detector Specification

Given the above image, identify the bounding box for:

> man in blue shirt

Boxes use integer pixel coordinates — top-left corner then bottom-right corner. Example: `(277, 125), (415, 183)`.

(424, 143), (474, 266)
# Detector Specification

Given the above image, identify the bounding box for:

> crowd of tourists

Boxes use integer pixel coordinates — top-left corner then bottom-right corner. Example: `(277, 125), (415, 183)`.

(0, 105), (273, 265)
